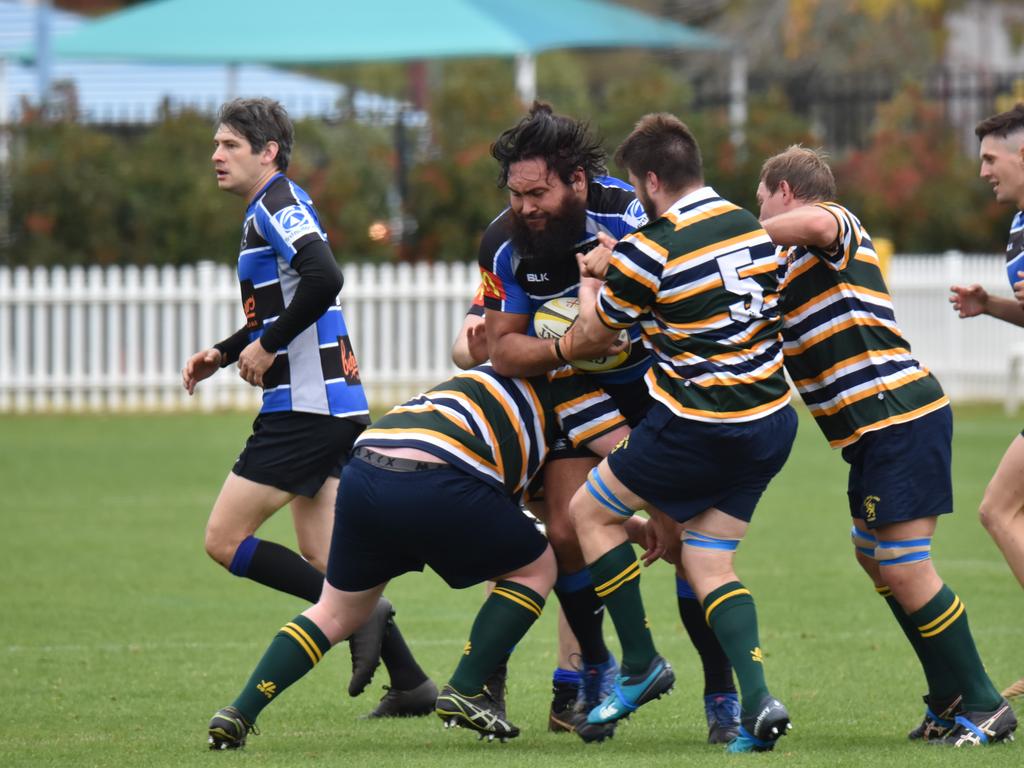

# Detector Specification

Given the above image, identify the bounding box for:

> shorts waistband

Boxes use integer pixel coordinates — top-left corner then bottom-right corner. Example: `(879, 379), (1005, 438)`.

(352, 446), (447, 472)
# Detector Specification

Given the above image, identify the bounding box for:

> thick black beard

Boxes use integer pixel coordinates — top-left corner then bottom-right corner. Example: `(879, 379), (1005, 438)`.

(508, 195), (588, 265)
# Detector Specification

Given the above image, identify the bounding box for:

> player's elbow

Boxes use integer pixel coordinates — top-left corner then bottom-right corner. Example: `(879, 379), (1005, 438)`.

(807, 213), (839, 247)
(325, 266), (343, 297)
(451, 344), (476, 370)
(489, 353), (518, 377)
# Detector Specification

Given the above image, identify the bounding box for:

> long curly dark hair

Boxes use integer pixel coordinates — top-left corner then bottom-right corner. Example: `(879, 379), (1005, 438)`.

(490, 101), (606, 188)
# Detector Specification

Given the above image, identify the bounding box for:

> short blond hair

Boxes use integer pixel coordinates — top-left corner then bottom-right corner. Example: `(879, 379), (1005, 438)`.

(759, 145), (836, 202)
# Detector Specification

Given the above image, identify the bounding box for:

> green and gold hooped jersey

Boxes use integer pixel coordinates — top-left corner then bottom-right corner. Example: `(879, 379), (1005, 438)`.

(597, 186), (791, 423)
(777, 202), (947, 448)
(355, 364), (625, 498)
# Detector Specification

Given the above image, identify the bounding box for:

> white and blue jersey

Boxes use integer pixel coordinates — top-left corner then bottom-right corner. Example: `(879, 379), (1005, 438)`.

(1006, 210), (1024, 288)
(477, 175), (650, 385)
(238, 174), (369, 421)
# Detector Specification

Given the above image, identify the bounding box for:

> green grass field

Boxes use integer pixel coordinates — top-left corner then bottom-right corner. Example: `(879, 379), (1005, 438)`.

(2, 404), (1022, 767)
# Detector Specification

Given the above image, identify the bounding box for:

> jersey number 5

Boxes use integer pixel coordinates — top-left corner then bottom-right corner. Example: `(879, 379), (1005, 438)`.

(716, 249), (765, 322)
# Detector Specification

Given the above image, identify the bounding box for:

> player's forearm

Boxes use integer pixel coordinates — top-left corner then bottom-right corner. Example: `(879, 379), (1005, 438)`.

(985, 295), (1024, 327)
(564, 290), (622, 359)
(259, 240), (342, 352)
(489, 333), (559, 377)
(761, 206), (838, 248)
(451, 338), (484, 370)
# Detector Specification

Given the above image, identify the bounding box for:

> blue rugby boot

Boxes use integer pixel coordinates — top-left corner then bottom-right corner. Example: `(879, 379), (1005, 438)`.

(580, 654), (619, 710)
(586, 654), (674, 726)
(936, 699), (1017, 747)
(704, 692), (741, 744)
(726, 696), (791, 753)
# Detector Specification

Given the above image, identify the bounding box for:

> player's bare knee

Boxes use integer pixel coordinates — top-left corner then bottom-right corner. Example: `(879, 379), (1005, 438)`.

(544, 511), (578, 552)
(203, 527), (239, 569)
(298, 545), (327, 575)
(526, 545), (558, 594)
(978, 495), (1012, 533)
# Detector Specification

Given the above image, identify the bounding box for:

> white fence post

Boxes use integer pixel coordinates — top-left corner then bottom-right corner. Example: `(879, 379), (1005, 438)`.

(0, 267), (11, 412)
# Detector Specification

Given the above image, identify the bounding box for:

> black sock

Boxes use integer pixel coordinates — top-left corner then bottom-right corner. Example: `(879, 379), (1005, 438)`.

(677, 578), (735, 695)
(380, 620), (429, 690)
(554, 569), (609, 665)
(229, 535), (323, 602)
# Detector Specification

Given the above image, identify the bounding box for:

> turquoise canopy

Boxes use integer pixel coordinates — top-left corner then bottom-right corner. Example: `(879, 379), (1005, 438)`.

(47, 0), (725, 63)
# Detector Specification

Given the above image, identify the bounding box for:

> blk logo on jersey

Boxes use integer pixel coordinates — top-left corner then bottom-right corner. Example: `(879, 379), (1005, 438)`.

(525, 273), (549, 283)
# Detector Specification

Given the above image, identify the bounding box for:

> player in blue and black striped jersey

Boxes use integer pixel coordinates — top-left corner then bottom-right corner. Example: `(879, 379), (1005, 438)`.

(477, 103), (739, 740)
(951, 103), (1024, 714)
(206, 365), (639, 749)
(183, 98), (430, 716)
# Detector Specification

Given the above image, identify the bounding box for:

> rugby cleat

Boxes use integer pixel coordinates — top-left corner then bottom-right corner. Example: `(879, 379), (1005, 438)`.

(704, 692), (741, 744)
(435, 684), (520, 741)
(548, 680), (587, 734)
(726, 696), (791, 753)
(207, 706), (257, 750)
(347, 597), (394, 697)
(936, 700), (1017, 747)
(362, 678), (438, 718)
(482, 659), (509, 720)
(585, 654), (674, 726)
(907, 694), (961, 741)
(579, 654), (619, 710)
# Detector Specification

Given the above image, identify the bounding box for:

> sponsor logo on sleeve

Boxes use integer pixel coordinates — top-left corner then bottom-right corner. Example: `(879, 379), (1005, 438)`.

(626, 198), (648, 227)
(273, 205), (319, 245)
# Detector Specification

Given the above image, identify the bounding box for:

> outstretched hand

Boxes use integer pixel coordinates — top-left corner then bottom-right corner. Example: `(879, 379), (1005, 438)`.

(948, 283), (988, 318)
(182, 348), (222, 395)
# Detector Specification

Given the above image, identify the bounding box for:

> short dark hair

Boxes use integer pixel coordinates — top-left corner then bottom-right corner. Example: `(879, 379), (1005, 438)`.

(975, 103), (1024, 142)
(216, 97), (294, 172)
(613, 113), (702, 193)
(759, 145), (836, 202)
(490, 101), (606, 188)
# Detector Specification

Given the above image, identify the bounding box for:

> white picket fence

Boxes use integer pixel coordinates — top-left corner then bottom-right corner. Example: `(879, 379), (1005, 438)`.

(1, 253), (1022, 413)
(0, 261), (478, 412)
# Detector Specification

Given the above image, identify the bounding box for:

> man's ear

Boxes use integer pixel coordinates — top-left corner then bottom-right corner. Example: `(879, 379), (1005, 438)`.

(645, 170), (660, 193)
(571, 167), (586, 192)
(262, 140), (280, 166)
(778, 179), (794, 202)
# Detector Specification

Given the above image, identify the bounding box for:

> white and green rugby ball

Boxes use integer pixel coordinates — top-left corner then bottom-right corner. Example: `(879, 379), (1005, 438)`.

(533, 296), (630, 372)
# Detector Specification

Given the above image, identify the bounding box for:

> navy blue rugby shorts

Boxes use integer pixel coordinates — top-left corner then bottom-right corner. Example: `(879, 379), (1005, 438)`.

(843, 404), (953, 528)
(326, 458), (548, 591)
(606, 402), (798, 524)
(232, 411), (364, 498)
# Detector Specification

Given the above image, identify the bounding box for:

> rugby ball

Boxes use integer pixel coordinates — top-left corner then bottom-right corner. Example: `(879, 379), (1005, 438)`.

(533, 296), (630, 372)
